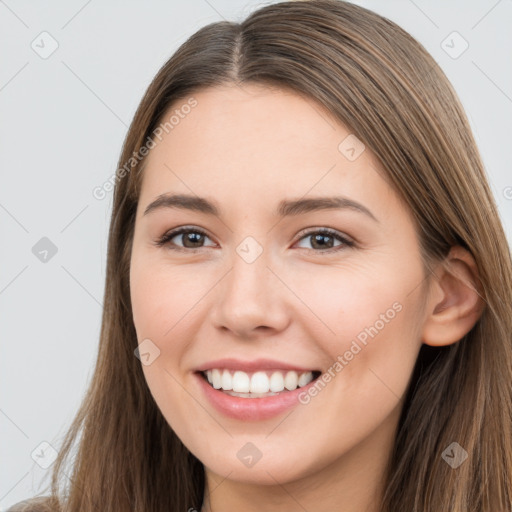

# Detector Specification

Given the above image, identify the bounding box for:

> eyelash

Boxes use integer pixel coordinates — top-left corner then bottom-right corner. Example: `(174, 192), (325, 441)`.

(154, 226), (355, 255)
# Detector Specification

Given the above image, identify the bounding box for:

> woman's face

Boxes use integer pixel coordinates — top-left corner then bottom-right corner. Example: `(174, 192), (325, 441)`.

(130, 83), (430, 485)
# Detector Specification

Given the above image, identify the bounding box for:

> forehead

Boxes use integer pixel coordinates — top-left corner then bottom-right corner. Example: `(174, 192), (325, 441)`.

(137, 84), (396, 219)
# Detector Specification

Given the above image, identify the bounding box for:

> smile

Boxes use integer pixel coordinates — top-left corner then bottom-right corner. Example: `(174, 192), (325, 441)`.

(202, 369), (321, 397)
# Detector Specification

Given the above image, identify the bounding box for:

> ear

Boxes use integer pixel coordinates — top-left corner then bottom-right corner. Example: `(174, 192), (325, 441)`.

(421, 246), (485, 347)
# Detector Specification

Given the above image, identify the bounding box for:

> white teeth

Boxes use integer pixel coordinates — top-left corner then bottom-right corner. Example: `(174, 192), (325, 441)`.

(284, 371), (298, 390)
(269, 371), (285, 392)
(232, 371), (250, 392)
(221, 369), (233, 390)
(203, 369), (315, 394)
(212, 369), (222, 389)
(250, 371), (270, 394)
(298, 371), (313, 387)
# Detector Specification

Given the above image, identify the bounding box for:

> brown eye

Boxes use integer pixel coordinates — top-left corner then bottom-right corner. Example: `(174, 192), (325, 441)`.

(155, 226), (354, 254)
(156, 227), (215, 252)
(177, 231), (206, 248)
(295, 228), (354, 253)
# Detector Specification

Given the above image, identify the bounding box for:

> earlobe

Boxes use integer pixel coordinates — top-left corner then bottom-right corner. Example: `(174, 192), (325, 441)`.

(421, 246), (486, 347)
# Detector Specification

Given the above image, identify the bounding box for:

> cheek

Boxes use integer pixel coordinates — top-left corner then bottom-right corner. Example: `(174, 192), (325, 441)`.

(130, 257), (201, 430)
(284, 273), (423, 468)
(130, 255), (206, 341)
(288, 263), (413, 348)
(288, 257), (424, 395)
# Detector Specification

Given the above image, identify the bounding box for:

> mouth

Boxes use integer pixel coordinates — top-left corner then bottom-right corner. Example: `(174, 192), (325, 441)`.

(197, 368), (322, 398)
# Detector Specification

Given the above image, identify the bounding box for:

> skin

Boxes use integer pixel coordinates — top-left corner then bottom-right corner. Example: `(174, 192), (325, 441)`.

(129, 83), (484, 512)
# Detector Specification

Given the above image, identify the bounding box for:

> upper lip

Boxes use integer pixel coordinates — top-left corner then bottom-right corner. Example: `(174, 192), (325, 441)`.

(194, 358), (320, 373)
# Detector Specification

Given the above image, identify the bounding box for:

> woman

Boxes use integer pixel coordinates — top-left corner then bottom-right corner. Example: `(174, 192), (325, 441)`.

(9, 0), (512, 510)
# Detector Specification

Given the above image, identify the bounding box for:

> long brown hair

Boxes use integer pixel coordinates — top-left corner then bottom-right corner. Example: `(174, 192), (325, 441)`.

(15, 1), (512, 510)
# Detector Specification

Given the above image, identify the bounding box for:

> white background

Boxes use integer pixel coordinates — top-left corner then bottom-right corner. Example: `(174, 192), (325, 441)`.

(1, 0), (511, 508)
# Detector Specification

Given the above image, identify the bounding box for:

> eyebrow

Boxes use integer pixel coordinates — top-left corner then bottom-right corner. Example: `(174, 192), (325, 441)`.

(143, 193), (378, 222)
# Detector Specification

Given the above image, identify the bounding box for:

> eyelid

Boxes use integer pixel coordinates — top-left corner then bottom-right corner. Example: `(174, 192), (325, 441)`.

(155, 225), (356, 253)
(154, 225), (215, 252)
(294, 226), (355, 244)
(293, 227), (355, 254)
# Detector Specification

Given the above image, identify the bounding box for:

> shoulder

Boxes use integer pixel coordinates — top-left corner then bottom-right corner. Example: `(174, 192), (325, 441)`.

(5, 496), (55, 512)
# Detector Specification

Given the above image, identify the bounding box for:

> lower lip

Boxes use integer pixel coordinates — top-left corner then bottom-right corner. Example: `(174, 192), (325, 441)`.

(194, 372), (319, 421)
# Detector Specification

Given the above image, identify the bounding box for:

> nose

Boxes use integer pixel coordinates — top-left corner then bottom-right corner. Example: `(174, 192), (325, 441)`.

(210, 249), (291, 339)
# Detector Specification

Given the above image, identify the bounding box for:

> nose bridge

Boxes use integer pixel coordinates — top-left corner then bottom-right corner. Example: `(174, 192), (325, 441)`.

(211, 238), (289, 336)
(226, 242), (274, 311)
